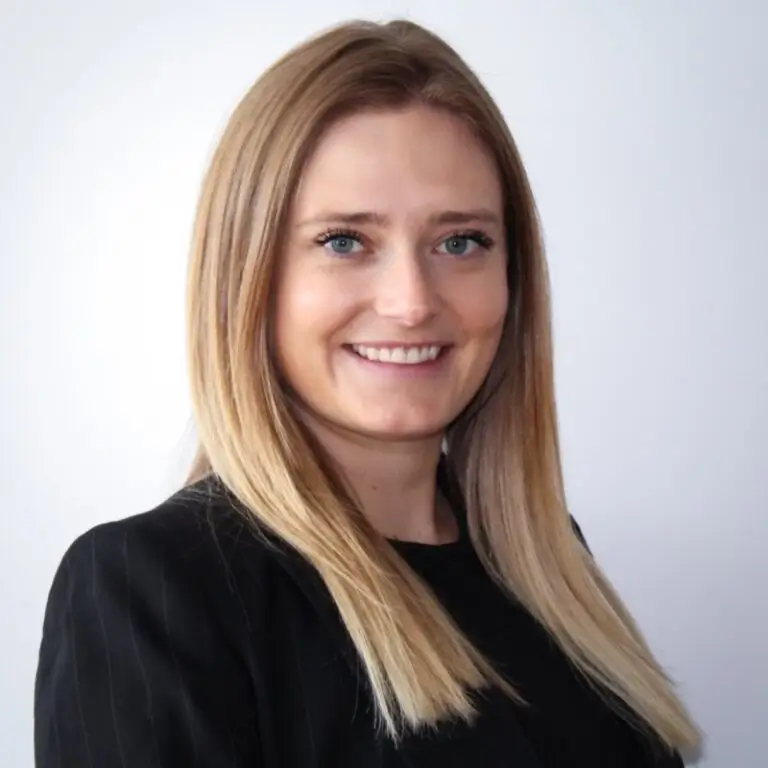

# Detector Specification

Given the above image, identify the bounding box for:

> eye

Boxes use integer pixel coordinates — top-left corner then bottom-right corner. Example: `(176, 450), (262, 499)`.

(325, 235), (363, 256)
(439, 236), (478, 257)
(315, 229), (365, 256)
(437, 230), (495, 258)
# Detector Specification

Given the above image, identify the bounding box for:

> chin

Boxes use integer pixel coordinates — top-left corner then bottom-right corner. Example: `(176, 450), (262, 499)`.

(350, 415), (449, 442)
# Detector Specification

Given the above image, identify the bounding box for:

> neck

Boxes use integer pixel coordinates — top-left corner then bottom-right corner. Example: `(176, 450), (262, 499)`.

(301, 414), (458, 545)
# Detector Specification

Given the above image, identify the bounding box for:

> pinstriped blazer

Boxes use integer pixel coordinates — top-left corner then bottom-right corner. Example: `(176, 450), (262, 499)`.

(34, 472), (685, 767)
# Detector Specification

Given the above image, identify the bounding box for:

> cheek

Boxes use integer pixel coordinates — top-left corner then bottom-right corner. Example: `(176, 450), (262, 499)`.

(454, 274), (509, 341)
(273, 268), (356, 362)
(273, 271), (314, 378)
(272, 274), (331, 403)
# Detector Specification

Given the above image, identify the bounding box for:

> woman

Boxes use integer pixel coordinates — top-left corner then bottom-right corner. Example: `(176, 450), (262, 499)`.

(34, 18), (701, 767)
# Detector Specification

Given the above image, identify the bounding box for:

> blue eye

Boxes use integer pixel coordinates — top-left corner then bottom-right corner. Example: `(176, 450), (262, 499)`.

(316, 230), (365, 256)
(437, 231), (494, 258)
(439, 236), (478, 257)
(326, 236), (361, 255)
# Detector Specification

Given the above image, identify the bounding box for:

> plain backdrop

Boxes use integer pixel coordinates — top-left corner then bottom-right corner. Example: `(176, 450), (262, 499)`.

(1, 1), (766, 765)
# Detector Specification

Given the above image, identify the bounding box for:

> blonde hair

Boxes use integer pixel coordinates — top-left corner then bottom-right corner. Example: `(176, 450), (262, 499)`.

(185, 18), (701, 752)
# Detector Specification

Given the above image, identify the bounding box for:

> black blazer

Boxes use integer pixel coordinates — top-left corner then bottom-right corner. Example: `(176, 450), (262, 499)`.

(35, 477), (684, 767)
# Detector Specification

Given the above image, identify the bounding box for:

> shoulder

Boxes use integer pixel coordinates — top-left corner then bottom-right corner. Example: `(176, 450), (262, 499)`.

(35, 478), (279, 766)
(64, 476), (275, 569)
(44, 477), (287, 635)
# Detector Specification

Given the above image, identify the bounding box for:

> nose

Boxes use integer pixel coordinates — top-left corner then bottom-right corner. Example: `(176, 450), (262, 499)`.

(373, 247), (439, 327)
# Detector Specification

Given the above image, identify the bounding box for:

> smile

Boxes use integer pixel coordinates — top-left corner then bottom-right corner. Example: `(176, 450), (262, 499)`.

(349, 344), (446, 365)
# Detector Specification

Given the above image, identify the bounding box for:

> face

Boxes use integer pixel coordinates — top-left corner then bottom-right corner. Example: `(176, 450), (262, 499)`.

(274, 105), (508, 444)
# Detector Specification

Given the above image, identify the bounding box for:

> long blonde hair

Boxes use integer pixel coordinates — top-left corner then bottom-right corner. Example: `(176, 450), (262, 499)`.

(185, 18), (701, 752)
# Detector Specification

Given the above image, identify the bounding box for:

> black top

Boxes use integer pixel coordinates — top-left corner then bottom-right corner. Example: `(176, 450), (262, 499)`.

(391, 535), (678, 767)
(34, 471), (683, 767)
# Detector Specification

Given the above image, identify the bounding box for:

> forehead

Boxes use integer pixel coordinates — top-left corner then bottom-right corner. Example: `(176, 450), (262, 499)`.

(292, 106), (503, 218)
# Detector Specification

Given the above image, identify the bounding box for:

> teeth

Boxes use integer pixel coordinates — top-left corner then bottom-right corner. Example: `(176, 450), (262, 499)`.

(352, 344), (442, 364)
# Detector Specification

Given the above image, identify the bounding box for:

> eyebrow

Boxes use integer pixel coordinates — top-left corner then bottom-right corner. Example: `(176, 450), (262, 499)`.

(295, 209), (501, 228)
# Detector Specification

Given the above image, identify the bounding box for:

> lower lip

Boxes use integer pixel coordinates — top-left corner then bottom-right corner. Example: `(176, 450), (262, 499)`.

(344, 346), (452, 376)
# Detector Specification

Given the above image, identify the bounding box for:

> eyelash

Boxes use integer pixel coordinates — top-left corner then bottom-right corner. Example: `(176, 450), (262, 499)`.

(313, 228), (496, 254)
(450, 229), (495, 250)
(314, 227), (366, 247)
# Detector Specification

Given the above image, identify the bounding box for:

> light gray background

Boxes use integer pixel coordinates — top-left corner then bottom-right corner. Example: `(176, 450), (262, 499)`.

(2, 1), (766, 766)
